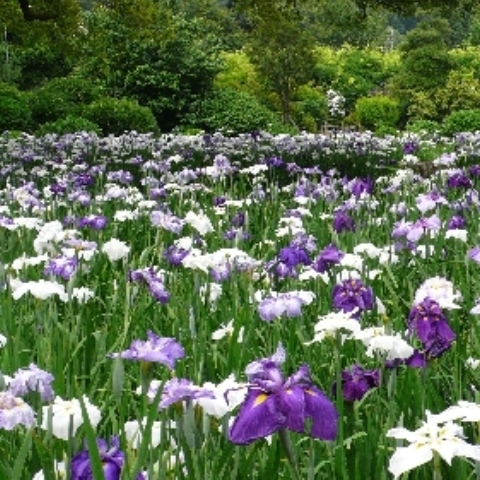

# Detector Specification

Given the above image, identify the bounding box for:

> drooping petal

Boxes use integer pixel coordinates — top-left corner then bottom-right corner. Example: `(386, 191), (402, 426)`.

(303, 386), (338, 441)
(279, 386), (305, 433)
(388, 444), (433, 479)
(229, 389), (285, 445)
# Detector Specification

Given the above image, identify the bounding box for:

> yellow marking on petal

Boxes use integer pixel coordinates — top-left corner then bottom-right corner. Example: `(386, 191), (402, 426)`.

(254, 393), (269, 406)
(305, 389), (317, 396)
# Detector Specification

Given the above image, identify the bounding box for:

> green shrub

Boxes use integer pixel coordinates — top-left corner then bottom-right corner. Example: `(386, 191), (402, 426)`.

(17, 46), (73, 90)
(28, 76), (105, 126)
(442, 109), (480, 135)
(355, 96), (401, 130)
(37, 116), (101, 136)
(292, 83), (328, 132)
(406, 119), (442, 134)
(0, 83), (32, 133)
(406, 91), (440, 123)
(436, 70), (480, 117)
(184, 88), (282, 134)
(83, 97), (159, 135)
(214, 51), (262, 96)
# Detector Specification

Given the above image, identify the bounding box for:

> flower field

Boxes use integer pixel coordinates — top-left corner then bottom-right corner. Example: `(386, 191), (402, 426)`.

(1, 129), (480, 479)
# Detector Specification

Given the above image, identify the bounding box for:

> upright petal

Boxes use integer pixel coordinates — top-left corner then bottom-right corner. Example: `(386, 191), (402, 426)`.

(229, 389), (285, 445)
(303, 386), (338, 441)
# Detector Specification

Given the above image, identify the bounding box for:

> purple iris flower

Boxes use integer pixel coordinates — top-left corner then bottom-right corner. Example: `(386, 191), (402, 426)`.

(349, 177), (374, 198)
(149, 187), (167, 200)
(223, 229), (251, 241)
(333, 210), (356, 233)
(73, 173), (95, 188)
(403, 141), (419, 155)
(267, 156), (284, 167)
(109, 331), (185, 369)
(386, 350), (427, 370)
(44, 255), (78, 280)
(231, 212), (245, 228)
(214, 196), (226, 207)
(77, 215), (108, 230)
(313, 244), (344, 273)
(468, 165), (480, 177)
(332, 365), (379, 402)
(289, 233), (318, 253)
(49, 183), (67, 195)
(150, 211), (184, 234)
(129, 267), (171, 304)
(447, 214), (465, 230)
(147, 279), (171, 304)
(71, 436), (124, 480)
(408, 298), (456, 360)
(447, 172), (472, 189)
(332, 279), (374, 318)
(210, 263), (231, 282)
(278, 246), (311, 268)
(229, 346), (338, 445)
(163, 245), (190, 267)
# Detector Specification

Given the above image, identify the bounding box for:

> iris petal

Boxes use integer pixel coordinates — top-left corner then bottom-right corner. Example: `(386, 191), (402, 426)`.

(229, 389), (285, 445)
(304, 386), (338, 441)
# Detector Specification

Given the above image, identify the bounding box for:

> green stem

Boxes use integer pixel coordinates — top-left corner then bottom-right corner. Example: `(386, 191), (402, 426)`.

(278, 428), (301, 480)
(433, 451), (442, 480)
(335, 332), (346, 478)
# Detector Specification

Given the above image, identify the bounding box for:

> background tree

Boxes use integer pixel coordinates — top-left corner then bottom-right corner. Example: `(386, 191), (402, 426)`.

(388, 17), (454, 124)
(242, 2), (315, 125)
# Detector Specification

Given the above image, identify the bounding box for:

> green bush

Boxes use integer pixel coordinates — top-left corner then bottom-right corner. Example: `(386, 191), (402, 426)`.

(0, 83), (32, 133)
(292, 83), (328, 132)
(406, 119), (442, 134)
(28, 76), (105, 126)
(442, 109), (480, 136)
(406, 91), (440, 123)
(184, 88), (282, 134)
(83, 97), (159, 135)
(17, 46), (73, 90)
(355, 96), (401, 130)
(436, 70), (480, 117)
(36, 116), (101, 136)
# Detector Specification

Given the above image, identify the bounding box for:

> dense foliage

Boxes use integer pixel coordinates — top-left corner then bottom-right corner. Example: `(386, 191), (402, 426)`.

(2, 0), (480, 135)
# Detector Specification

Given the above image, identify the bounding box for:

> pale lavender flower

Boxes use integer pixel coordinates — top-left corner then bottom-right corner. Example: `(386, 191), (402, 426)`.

(109, 331), (185, 369)
(0, 391), (35, 430)
(258, 292), (314, 322)
(8, 364), (55, 401)
(44, 255), (78, 280)
(159, 378), (215, 409)
(150, 211), (184, 234)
